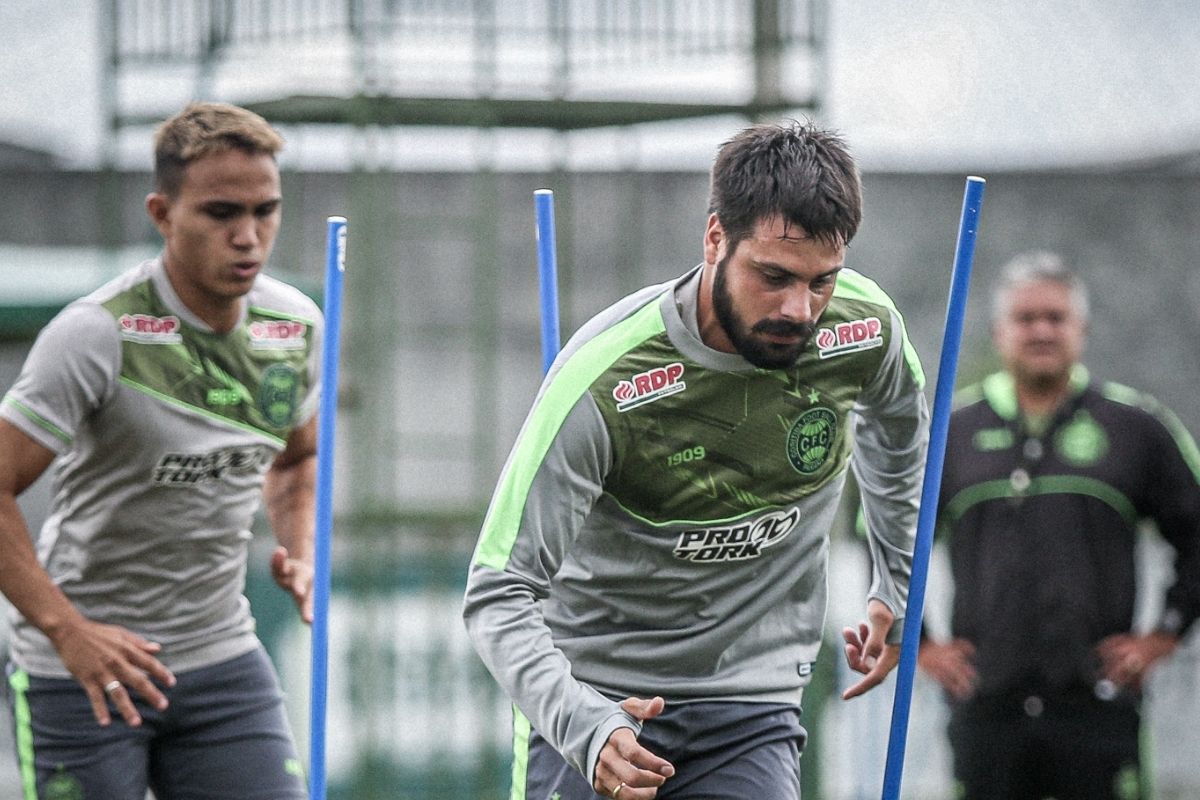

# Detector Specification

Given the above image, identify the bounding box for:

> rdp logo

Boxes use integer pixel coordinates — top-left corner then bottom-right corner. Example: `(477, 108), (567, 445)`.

(816, 316), (883, 358)
(119, 314), (182, 343)
(613, 362), (686, 412)
(249, 320), (308, 350)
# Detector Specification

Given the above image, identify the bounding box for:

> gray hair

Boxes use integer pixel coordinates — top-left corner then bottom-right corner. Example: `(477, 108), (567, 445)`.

(991, 250), (1090, 322)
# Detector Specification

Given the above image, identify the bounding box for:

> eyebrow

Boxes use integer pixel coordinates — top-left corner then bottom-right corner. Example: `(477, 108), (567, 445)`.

(752, 260), (843, 280)
(200, 198), (281, 211)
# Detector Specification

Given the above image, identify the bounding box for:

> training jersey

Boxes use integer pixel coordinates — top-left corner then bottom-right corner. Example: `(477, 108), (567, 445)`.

(463, 265), (928, 781)
(1, 257), (322, 678)
(937, 367), (1200, 698)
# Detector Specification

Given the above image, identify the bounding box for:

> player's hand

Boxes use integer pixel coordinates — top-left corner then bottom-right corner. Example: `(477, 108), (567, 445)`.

(918, 638), (977, 700)
(50, 617), (176, 728)
(592, 696), (676, 799)
(1096, 632), (1177, 691)
(271, 545), (314, 623)
(841, 599), (900, 700)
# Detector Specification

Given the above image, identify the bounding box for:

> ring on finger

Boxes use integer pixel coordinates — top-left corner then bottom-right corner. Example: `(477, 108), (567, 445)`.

(611, 782), (626, 799)
(103, 680), (122, 694)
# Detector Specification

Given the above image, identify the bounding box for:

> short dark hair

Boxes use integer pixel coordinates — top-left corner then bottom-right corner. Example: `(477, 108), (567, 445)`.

(153, 102), (284, 196)
(708, 120), (862, 249)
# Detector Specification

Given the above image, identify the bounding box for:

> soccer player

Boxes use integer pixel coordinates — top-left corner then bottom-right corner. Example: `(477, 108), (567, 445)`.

(0, 102), (318, 798)
(920, 251), (1200, 800)
(463, 121), (929, 799)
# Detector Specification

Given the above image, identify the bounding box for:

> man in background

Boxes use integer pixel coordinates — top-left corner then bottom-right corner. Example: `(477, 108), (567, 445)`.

(0, 102), (319, 798)
(921, 251), (1200, 800)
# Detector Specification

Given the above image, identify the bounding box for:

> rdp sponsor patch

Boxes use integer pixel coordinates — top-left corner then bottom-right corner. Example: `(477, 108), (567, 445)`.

(673, 507), (800, 562)
(249, 319), (308, 350)
(613, 362), (686, 412)
(787, 407), (837, 474)
(119, 313), (182, 344)
(815, 316), (883, 359)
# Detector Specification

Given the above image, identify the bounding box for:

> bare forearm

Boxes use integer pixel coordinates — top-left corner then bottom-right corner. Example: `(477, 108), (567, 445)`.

(0, 496), (86, 644)
(263, 454), (316, 560)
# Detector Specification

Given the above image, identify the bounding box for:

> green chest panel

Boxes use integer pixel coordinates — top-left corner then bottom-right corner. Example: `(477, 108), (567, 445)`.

(593, 305), (888, 524)
(102, 282), (316, 441)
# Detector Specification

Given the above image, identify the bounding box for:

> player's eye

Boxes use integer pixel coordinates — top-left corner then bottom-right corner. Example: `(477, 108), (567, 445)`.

(204, 205), (239, 220)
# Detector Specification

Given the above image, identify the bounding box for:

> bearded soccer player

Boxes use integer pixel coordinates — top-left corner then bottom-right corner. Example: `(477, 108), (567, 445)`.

(463, 121), (929, 800)
(0, 102), (317, 798)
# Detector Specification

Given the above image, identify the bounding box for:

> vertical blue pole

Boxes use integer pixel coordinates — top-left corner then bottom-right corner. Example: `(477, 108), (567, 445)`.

(310, 215), (347, 800)
(535, 189), (561, 373)
(881, 177), (986, 800)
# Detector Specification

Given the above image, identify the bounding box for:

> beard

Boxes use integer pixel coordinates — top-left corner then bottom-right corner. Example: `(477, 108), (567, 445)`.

(712, 253), (816, 369)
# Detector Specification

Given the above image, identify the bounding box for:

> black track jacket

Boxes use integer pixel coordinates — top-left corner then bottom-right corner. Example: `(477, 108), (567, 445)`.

(936, 366), (1200, 698)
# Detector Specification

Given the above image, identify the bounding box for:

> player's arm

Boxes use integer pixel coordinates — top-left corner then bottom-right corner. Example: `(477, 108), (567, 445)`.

(845, 306), (930, 698)
(464, 386), (673, 791)
(0, 420), (83, 646)
(0, 303), (175, 725)
(1099, 402), (1200, 688)
(0, 419), (175, 726)
(264, 414), (318, 623)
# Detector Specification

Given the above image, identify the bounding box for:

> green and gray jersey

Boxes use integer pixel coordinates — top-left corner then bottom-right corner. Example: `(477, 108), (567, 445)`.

(463, 266), (928, 781)
(1, 257), (321, 678)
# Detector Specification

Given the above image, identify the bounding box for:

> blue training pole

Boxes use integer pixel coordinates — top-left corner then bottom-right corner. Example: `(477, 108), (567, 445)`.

(535, 189), (561, 373)
(881, 177), (986, 800)
(309, 215), (347, 800)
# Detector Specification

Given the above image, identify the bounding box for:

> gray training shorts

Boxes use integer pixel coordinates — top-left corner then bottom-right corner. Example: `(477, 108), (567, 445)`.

(6, 646), (306, 800)
(517, 700), (807, 800)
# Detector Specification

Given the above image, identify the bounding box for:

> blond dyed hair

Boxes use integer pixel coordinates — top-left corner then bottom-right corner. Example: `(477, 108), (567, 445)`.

(153, 102), (284, 196)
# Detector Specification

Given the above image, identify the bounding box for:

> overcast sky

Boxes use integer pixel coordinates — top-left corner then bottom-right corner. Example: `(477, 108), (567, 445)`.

(1, 1), (1198, 172)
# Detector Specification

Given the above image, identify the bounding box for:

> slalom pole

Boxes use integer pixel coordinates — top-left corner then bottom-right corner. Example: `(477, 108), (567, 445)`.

(309, 216), (347, 800)
(881, 177), (986, 800)
(534, 189), (561, 373)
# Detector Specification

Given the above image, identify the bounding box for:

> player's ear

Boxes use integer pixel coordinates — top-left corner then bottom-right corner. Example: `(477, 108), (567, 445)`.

(146, 192), (172, 235)
(703, 213), (725, 266)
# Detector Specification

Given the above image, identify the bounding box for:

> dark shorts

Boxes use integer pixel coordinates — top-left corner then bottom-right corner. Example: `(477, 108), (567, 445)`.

(7, 647), (307, 800)
(948, 690), (1142, 800)
(517, 701), (807, 800)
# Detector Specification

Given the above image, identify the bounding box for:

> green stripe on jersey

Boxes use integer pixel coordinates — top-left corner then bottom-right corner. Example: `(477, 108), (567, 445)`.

(119, 377), (286, 446)
(1, 396), (72, 446)
(473, 297), (666, 570)
(509, 707), (531, 800)
(834, 269), (925, 388)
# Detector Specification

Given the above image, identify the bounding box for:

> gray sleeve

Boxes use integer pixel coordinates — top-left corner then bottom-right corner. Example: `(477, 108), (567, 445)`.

(463, 389), (637, 782)
(850, 307), (930, 643)
(0, 302), (120, 453)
